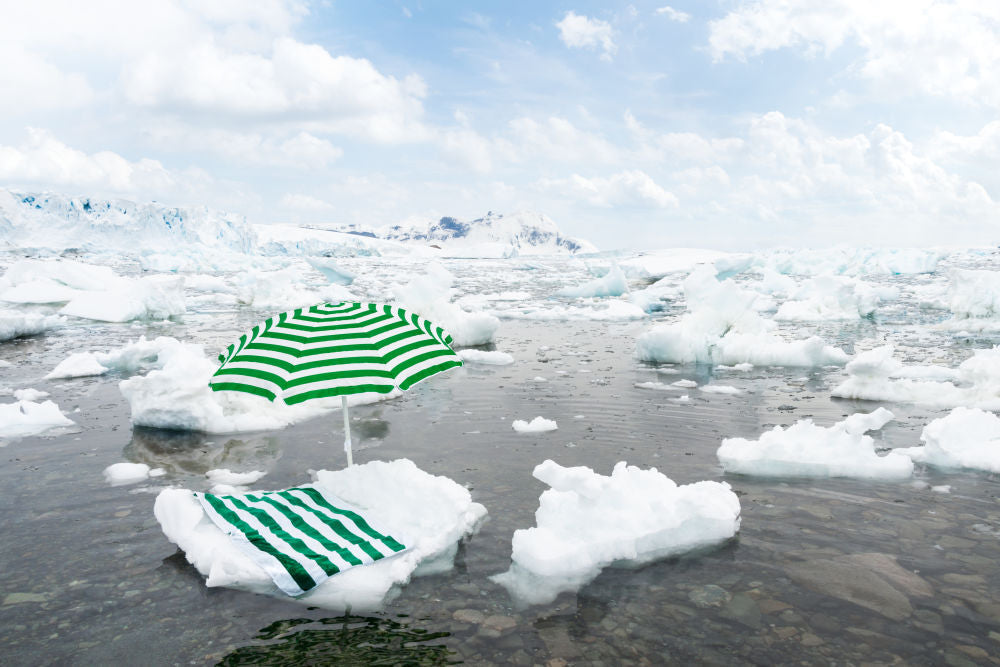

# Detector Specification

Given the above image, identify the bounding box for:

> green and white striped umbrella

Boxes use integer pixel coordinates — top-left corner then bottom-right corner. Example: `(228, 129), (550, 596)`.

(210, 301), (462, 465)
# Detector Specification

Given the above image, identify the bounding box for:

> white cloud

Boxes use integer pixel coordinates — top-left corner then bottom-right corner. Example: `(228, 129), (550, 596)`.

(0, 44), (94, 112)
(556, 11), (617, 61)
(655, 6), (691, 22)
(708, 1), (1000, 108)
(540, 170), (678, 208)
(508, 116), (620, 164)
(0, 128), (178, 193)
(280, 193), (335, 212)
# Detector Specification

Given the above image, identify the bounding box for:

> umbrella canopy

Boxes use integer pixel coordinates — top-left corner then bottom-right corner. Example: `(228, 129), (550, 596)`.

(210, 301), (463, 464)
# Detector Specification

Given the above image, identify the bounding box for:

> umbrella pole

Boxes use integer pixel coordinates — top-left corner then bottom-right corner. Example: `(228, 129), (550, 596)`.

(341, 395), (353, 467)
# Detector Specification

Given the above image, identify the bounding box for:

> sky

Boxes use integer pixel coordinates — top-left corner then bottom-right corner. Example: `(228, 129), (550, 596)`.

(1, 0), (999, 251)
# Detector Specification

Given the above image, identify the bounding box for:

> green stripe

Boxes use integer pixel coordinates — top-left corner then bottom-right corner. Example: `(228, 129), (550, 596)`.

(398, 359), (463, 390)
(285, 368), (395, 388)
(244, 341), (385, 358)
(228, 495), (341, 578)
(213, 366), (287, 389)
(391, 348), (461, 375)
(277, 491), (385, 561)
(253, 495), (363, 567)
(296, 487), (406, 553)
(201, 493), (317, 592)
(208, 381), (276, 401)
(280, 312), (392, 331)
(282, 383), (395, 404)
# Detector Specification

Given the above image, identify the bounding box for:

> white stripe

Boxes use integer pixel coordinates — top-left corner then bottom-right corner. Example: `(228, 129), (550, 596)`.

(239, 495), (358, 572)
(197, 494), (303, 596)
(210, 372), (283, 396)
(288, 489), (401, 559)
(264, 493), (377, 566)
(281, 377), (395, 400)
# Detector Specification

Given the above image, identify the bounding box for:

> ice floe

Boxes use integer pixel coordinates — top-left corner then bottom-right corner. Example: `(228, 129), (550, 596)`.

(457, 349), (514, 365)
(236, 266), (353, 310)
(895, 407), (1000, 473)
(512, 417), (558, 433)
(635, 266), (848, 366)
(717, 408), (913, 479)
(830, 345), (1000, 409)
(103, 462), (163, 486)
(154, 458), (487, 610)
(0, 399), (75, 440)
(936, 269), (1000, 331)
(0, 310), (64, 341)
(558, 263), (628, 298)
(774, 275), (898, 321)
(491, 460), (740, 606)
(392, 263), (499, 346)
(46, 336), (188, 379)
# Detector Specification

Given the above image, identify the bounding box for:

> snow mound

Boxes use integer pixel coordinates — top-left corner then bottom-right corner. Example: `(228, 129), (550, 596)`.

(491, 460), (740, 606)
(154, 458), (487, 611)
(895, 407), (1000, 473)
(774, 275), (898, 321)
(457, 349), (514, 365)
(830, 345), (1000, 409)
(391, 263), (499, 346)
(512, 417), (558, 433)
(558, 264), (628, 298)
(635, 266), (848, 366)
(717, 408), (912, 479)
(0, 399), (75, 439)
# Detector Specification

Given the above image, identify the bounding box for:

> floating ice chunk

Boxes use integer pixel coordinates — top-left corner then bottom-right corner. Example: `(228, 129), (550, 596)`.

(936, 269), (1000, 331)
(46, 352), (110, 379)
(0, 258), (117, 295)
(0, 399), (75, 439)
(512, 417), (558, 433)
(774, 275), (898, 321)
(60, 275), (185, 322)
(236, 266), (352, 310)
(672, 395), (690, 403)
(491, 460), (741, 606)
(618, 249), (731, 280)
(13, 388), (49, 401)
(154, 458), (487, 610)
(635, 267), (847, 366)
(895, 407), (1000, 473)
(457, 349), (514, 365)
(118, 338), (392, 432)
(307, 257), (356, 285)
(700, 385), (741, 395)
(0, 310), (64, 341)
(205, 468), (266, 486)
(671, 379), (698, 388)
(392, 263), (499, 346)
(103, 462), (160, 486)
(0, 360), (10, 368)
(531, 376), (548, 382)
(931, 485), (951, 493)
(716, 363), (753, 371)
(755, 269), (797, 297)
(634, 381), (682, 391)
(558, 263), (628, 298)
(46, 336), (189, 379)
(717, 408), (912, 479)
(756, 247), (944, 277)
(830, 345), (1000, 409)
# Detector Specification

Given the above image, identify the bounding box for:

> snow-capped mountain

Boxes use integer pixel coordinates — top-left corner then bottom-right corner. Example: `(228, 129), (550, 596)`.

(333, 211), (597, 257)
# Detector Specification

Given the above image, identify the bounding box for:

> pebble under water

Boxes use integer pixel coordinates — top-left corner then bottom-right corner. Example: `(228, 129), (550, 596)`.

(2, 257), (1000, 666)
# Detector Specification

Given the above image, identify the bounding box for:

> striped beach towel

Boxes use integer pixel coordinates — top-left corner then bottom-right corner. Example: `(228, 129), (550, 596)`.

(196, 486), (408, 596)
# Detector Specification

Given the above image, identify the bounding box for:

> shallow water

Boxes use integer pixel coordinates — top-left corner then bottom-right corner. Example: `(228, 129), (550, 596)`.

(2, 257), (1000, 665)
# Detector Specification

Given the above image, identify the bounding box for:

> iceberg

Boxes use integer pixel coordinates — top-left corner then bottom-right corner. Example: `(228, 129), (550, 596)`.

(896, 407), (1000, 473)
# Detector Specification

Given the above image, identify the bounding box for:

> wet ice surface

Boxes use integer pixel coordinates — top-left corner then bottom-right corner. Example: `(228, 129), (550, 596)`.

(2, 252), (1000, 665)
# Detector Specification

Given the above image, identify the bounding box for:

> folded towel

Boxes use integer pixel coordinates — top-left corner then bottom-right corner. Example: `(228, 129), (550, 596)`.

(196, 486), (407, 596)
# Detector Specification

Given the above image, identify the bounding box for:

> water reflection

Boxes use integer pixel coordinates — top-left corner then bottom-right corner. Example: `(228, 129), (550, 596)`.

(218, 615), (456, 666)
(124, 427), (281, 475)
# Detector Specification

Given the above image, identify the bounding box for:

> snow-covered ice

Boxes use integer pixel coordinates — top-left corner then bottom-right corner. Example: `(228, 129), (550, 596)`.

(154, 459), (487, 610)
(392, 263), (499, 346)
(491, 460), (740, 606)
(635, 267), (847, 366)
(717, 408), (913, 479)
(0, 399), (75, 440)
(895, 407), (1000, 473)
(457, 349), (514, 365)
(0, 310), (64, 341)
(558, 263), (628, 298)
(512, 417), (558, 433)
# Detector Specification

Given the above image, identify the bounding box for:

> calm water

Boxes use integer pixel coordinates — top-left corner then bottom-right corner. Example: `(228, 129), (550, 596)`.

(2, 257), (1000, 665)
